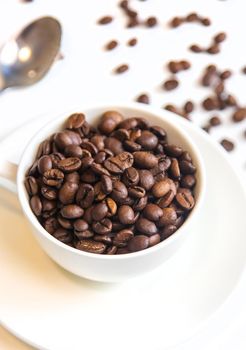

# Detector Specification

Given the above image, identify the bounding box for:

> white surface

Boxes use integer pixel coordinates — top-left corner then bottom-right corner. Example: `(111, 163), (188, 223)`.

(0, 112), (246, 350)
(0, 0), (245, 348)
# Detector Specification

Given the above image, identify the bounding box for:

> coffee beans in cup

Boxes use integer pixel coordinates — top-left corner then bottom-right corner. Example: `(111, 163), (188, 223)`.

(25, 111), (197, 254)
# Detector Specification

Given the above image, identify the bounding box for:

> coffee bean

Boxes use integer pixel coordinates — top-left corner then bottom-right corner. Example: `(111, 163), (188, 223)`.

(54, 131), (79, 150)
(232, 108), (246, 123)
(57, 157), (81, 173)
(100, 175), (113, 194)
(44, 217), (58, 234)
(73, 219), (89, 232)
(92, 218), (112, 235)
(136, 94), (150, 104)
(61, 204), (84, 219)
(145, 16), (158, 27)
(81, 141), (98, 156)
(158, 208), (177, 227)
(117, 205), (135, 225)
(37, 155), (52, 175)
(220, 70), (231, 80)
(170, 158), (181, 179)
(128, 186), (146, 198)
(157, 190), (175, 208)
(67, 113), (85, 129)
(160, 225), (177, 240)
(179, 160), (196, 175)
(202, 97), (219, 111)
(98, 118), (117, 135)
(80, 157), (94, 172)
(92, 202), (108, 221)
(41, 186), (57, 200)
(80, 169), (98, 183)
(136, 130), (158, 150)
(184, 101), (194, 114)
(113, 229), (134, 247)
(25, 176), (38, 196)
(104, 152), (134, 174)
(105, 197), (117, 217)
(136, 218), (157, 236)
(164, 144), (183, 157)
(186, 12), (199, 22)
(66, 172), (80, 184)
(143, 203), (163, 221)
(64, 145), (83, 158)
(57, 181), (78, 204)
(152, 178), (174, 198)
(94, 235), (112, 245)
(190, 44), (203, 53)
(124, 140), (141, 152)
(76, 239), (106, 254)
(105, 40), (118, 50)
(76, 184), (94, 208)
(128, 235), (149, 252)
(220, 139), (234, 152)
(176, 188), (195, 210)
(117, 118), (138, 130)
(167, 61), (182, 73)
(170, 17), (183, 28)
(209, 115), (221, 126)
(214, 32), (226, 43)
(121, 167), (139, 187)
(134, 151), (158, 169)
(137, 169), (154, 191)
(53, 228), (73, 244)
(206, 45), (220, 54)
(181, 175), (196, 188)
(98, 16), (113, 25)
(163, 78), (179, 91)
(128, 38), (138, 46)
(111, 181), (128, 202)
(114, 64), (129, 74)
(201, 17), (211, 26)
(30, 195), (42, 216)
(104, 137), (124, 155)
(43, 169), (64, 187)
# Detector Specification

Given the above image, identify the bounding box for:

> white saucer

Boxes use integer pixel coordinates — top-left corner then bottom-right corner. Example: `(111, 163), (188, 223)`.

(0, 113), (246, 350)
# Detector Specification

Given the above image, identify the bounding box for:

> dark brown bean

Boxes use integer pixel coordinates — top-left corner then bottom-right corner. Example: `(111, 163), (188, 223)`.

(220, 139), (234, 152)
(104, 152), (134, 174)
(190, 44), (203, 53)
(92, 218), (112, 235)
(138, 169), (154, 191)
(179, 160), (196, 175)
(30, 195), (42, 216)
(152, 178), (175, 198)
(184, 101), (194, 114)
(41, 186), (57, 200)
(105, 40), (118, 50)
(25, 176), (38, 196)
(38, 155), (52, 175)
(128, 38), (138, 46)
(76, 184), (94, 208)
(57, 157), (81, 173)
(169, 17), (183, 28)
(136, 218), (157, 236)
(98, 16), (113, 25)
(53, 228), (73, 244)
(170, 158), (181, 179)
(101, 175), (113, 194)
(160, 225), (177, 240)
(133, 151), (158, 169)
(181, 175), (196, 188)
(136, 94), (150, 104)
(118, 205), (135, 225)
(163, 78), (179, 91)
(128, 235), (149, 252)
(43, 169), (64, 187)
(136, 130), (158, 150)
(214, 32), (226, 43)
(92, 202), (108, 221)
(158, 208), (177, 227)
(149, 234), (161, 247)
(176, 188), (195, 210)
(113, 229), (134, 247)
(206, 45), (220, 55)
(202, 97), (219, 111)
(76, 239), (106, 254)
(111, 181), (128, 202)
(61, 204), (84, 219)
(114, 64), (129, 74)
(67, 113), (85, 129)
(232, 108), (246, 123)
(143, 203), (163, 221)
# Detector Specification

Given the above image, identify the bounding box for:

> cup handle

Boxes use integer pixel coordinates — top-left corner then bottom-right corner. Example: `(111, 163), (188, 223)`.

(0, 160), (18, 193)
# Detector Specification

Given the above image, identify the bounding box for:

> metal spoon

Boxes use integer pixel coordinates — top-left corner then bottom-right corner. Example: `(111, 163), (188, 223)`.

(0, 16), (62, 92)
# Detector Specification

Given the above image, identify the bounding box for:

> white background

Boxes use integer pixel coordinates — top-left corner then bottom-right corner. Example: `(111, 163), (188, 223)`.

(0, 0), (245, 349)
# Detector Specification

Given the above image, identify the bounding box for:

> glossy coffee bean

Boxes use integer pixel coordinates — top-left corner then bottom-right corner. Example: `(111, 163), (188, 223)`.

(30, 195), (42, 216)
(38, 155), (52, 175)
(92, 202), (108, 221)
(136, 218), (157, 236)
(75, 239), (106, 254)
(61, 204), (84, 219)
(43, 169), (64, 187)
(111, 181), (128, 202)
(25, 176), (38, 196)
(118, 205), (135, 225)
(113, 229), (134, 247)
(104, 152), (134, 174)
(133, 151), (158, 169)
(128, 235), (149, 252)
(176, 188), (195, 210)
(136, 130), (158, 150)
(138, 170), (154, 190)
(143, 203), (163, 221)
(58, 182), (78, 204)
(158, 208), (177, 227)
(149, 233), (161, 247)
(122, 167), (139, 187)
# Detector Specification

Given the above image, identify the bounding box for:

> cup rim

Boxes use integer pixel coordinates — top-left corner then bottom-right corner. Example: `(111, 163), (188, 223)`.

(17, 103), (206, 260)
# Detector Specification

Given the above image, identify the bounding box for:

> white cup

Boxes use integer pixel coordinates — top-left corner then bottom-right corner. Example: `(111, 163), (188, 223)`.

(0, 104), (206, 283)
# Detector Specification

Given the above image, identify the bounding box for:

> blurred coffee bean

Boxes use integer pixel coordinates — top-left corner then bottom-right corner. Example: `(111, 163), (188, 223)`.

(128, 235), (149, 252)
(143, 203), (163, 221)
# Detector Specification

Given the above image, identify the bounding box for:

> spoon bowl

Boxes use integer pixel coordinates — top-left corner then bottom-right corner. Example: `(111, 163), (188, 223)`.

(0, 16), (62, 91)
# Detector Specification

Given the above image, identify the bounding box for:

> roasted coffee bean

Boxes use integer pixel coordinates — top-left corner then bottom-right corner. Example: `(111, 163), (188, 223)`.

(58, 216), (73, 229)
(65, 172), (80, 184)
(136, 130), (158, 150)
(38, 155), (52, 175)
(163, 78), (179, 91)
(76, 239), (106, 254)
(105, 40), (118, 50)
(64, 145), (83, 158)
(201, 17), (211, 26)
(92, 218), (112, 234)
(117, 118), (138, 130)
(58, 182), (78, 204)
(98, 118), (117, 135)
(61, 204), (84, 219)
(75, 230), (94, 240)
(30, 195), (42, 216)
(179, 160), (196, 175)
(220, 139), (234, 152)
(209, 115), (221, 126)
(102, 110), (124, 124)
(206, 45), (220, 54)
(170, 158), (181, 179)
(92, 202), (108, 221)
(118, 205), (135, 225)
(232, 108), (246, 123)
(41, 186), (57, 200)
(143, 203), (163, 221)
(83, 207), (93, 225)
(106, 246), (118, 254)
(214, 32), (226, 44)
(150, 125), (166, 139)
(181, 175), (196, 188)
(43, 169), (64, 187)
(137, 170), (154, 191)
(128, 37), (138, 46)
(128, 235), (149, 252)
(36, 139), (51, 158)
(164, 144), (183, 157)
(128, 186), (146, 198)
(44, 217), (59, 234)
(157, 190), (175, 208)
(124, 140), (141, 152)
(149, 234), (161, 247)
(167, 61), (182, 73)
(94, 235), (112, 245)
(53, 228), (73, 244)
(80, 169), (98, 183)
(98, 16), (113, 25)
(170, 16), (184, 28)
(136, 93), (150, 104)
(54, 131), (77, 150)
(111, 181), (128, 202)
(112, 128), (129, 141)
(74, 219), (89, 232)
(101, 175), (113, 194)
(90, 163), (110, 177)
(67, 113), (85, 129)
(186, 12), (199, 22)
(57, 157), (81, 173)
(94, 182), (106, 201)
(76, 183), (94, 208)
(114, 64), (129, 74)
(105, 197), (117, 216)
(158, 208), (177, 227)
(176, 188), (195, 210)
(104, 137), (124, 155)
(145, 16), (158, 27)
(160, 225), (177, 240)
(152, 178), (175, 198)
(94, 151), (107, 164)
(81, 141), (98, 156)
(133, 151), (158, 169)
(136, 218), (157, 236)
(104, 152), (134, 174)
(80, 157), (94, 172)
(113, 229), (134, 247)
(25, 176), (38, 196)
(184, 101), (194, 114)
(190, 44), (203, 53)
(90, 135), (104, 151)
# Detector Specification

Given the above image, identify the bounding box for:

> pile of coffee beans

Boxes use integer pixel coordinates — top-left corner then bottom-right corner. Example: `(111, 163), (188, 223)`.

(25, 111), (197, 255)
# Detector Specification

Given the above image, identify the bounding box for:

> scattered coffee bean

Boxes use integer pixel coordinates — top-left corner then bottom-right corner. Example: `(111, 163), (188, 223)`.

(25, 111), (197, 254)
(98, 16), (113, 25)
(220, 139), (235, 152)
(220, 70), (231, 80)
(145, 16), (158, 27)
(183, 101), (194, 114)
(127, 37), (138, 46)
(163, 78), (179, 91)
(202, 97), (219, 111)
(206, 44), (220, 55)
(190, 44), (203, 53)
(114, 64), (129, 74)
(136, 93), (150, 104)
(214, 32), (227, 44)
(105, 40), (118, 51)
(209, 115), (222, 127)
(232, 108), (246, 123)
